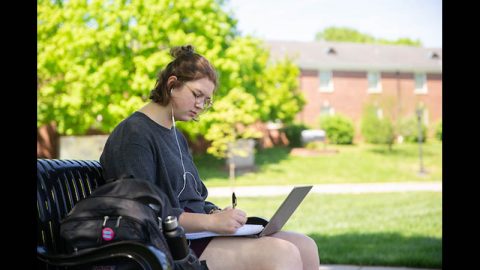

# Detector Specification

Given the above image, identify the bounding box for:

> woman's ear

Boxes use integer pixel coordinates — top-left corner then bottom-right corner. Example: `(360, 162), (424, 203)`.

(166, 75), (178, 91)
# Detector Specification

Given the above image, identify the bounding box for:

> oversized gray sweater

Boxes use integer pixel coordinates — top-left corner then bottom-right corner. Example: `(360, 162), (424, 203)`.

(100, 111), (218, 219)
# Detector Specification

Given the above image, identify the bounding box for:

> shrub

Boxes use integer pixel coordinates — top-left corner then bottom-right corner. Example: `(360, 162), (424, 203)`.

(282, 123), (309, 147)
(305, 141), (322, 150)
(361, 106), (395, 146)
(398, 116), (427, 143)
(435, 120), (442, 141)
(318, 115), (355, 144)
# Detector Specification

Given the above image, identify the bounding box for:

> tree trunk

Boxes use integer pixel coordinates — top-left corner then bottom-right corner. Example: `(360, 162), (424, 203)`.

(37, 122), (59, 158)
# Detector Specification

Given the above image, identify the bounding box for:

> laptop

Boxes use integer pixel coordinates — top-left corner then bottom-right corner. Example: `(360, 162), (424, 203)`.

(185, 185), (313, 240)
(257, 185), (313, 237)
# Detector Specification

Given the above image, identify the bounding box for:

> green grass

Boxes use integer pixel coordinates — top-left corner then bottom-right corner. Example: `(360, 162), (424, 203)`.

(207, 192), (442, 268)
(194, 141), (442, 186)
(194, 141), (442, 267)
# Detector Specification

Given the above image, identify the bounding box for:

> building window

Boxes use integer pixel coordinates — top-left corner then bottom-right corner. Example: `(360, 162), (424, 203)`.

(367, 72), (382, 93)
(414, 73), (428, 94)
(320, 100), (335, 116)
(319, 71), (333, 92)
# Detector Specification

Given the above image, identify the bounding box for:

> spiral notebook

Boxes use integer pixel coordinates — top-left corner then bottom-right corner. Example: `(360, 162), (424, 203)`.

(186, 186), (313, 240)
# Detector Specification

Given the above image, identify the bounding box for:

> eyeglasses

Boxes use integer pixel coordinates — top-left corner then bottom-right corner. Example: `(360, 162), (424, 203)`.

(183, 83), (213, 110)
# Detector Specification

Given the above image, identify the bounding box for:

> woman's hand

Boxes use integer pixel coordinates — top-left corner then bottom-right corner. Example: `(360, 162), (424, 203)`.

(207, 207), (247, 234)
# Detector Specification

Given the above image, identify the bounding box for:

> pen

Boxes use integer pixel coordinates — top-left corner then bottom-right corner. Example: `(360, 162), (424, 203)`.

(232, 192), (237, 209)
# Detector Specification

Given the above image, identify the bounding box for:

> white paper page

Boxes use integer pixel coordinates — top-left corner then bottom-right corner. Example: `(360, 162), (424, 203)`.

(185, 224), (264, 240)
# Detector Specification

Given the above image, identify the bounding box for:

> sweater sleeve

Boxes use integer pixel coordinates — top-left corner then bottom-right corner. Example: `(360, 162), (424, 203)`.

(204, 201), (221, 213)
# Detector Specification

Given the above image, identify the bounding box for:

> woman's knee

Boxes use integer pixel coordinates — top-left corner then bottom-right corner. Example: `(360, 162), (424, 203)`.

(302, 234), (319, 253)
(273, 232), (318, 253)
(261, 237), (303, 270)
(301, 235), (321, 265)
(200, 237), (302, 270)
(271, 231), (320, 268)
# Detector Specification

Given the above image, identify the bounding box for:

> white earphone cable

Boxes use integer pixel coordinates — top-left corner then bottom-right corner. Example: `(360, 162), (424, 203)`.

(171, 104), (201, 198)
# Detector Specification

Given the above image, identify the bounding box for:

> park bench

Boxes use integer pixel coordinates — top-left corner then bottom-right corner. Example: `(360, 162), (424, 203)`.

(37, 159), (172, 270)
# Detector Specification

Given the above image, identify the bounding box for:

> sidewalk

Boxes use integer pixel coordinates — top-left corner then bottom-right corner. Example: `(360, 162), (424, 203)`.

(207, 181), (442, 197)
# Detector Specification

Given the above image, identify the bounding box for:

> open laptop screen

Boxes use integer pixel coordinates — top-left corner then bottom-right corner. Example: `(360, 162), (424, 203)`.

(259, 185), (313, 237)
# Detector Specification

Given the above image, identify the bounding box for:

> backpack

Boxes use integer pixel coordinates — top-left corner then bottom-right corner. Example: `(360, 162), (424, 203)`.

(60, 178), (208, 270)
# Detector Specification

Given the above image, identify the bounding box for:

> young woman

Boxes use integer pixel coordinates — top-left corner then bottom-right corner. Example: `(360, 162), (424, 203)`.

(100, 45), (320, 270)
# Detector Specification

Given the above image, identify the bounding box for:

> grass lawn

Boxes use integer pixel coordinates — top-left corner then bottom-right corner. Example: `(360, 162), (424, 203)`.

(195, 141), (442, 186)
(207, 191), (442, 268)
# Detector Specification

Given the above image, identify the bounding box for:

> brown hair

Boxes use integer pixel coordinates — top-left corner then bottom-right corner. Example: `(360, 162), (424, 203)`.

(149, 45), (218, 105)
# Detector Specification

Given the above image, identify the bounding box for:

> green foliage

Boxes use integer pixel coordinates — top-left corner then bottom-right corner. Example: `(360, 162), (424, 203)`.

(361, 105), (395, 146)
(398, 116), (427, 143)
(316, 26), (375, 43)
(38, 0), (236, 135)
(259, 57), (305, 123)
(182, 37), (304, 158)
(282, 122), (309, 147)
(435, 120), (442, 141)
(304, 141), (324, 150)
(38, 0), (304, 158)
(315, 26), (422, 47)
(202, 88), (262, 158)
(212, 37), (305, 124)
(318, 114), (355, 145)
(377, 37), (423, 47)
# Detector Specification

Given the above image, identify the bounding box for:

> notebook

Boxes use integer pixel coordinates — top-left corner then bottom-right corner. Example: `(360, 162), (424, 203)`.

(186, 185), (313, 240)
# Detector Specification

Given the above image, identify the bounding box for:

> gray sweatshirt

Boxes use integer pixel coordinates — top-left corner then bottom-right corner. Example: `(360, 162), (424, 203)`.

(100, 111), (218, 219)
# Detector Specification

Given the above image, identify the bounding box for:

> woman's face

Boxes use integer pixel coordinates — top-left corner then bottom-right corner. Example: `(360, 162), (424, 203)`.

(170, 77), (215, 121)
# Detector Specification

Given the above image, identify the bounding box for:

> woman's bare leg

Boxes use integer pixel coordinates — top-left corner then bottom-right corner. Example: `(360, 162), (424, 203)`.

(270, 231), (320, 270)
(199, 236), (303, 270)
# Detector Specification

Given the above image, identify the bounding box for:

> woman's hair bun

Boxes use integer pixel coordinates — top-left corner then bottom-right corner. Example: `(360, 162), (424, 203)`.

(170, 45), (195, 58)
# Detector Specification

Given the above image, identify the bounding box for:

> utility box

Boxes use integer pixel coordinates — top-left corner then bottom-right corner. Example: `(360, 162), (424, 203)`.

(226, 139), (255, 170)
(301, 129), (326, 146)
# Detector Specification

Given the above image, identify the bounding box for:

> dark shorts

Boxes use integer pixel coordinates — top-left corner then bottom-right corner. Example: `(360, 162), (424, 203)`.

(188, 237), (213, 258)
(183, 207), (213, 257)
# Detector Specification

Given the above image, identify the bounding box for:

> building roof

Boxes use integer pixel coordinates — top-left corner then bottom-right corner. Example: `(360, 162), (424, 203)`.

(265, 40), (442, 73)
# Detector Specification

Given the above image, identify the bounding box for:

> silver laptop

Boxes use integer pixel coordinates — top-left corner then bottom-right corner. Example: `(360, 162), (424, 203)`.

(258, 185), (313, 237)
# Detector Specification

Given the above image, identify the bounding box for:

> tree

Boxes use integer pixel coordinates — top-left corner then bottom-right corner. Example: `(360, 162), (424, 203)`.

(38, 0), (236, 135)
(315, 26), (422, 47)
(202, 87), (261, 158)
(178, 36), (304, 158)
(37, 0), (304, 158)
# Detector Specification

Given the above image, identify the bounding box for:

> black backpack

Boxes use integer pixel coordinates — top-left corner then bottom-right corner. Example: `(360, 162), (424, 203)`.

(60, 178), (208, 270)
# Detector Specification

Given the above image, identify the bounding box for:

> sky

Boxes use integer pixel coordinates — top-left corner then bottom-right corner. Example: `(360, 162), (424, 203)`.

(226, 0), (442, 48)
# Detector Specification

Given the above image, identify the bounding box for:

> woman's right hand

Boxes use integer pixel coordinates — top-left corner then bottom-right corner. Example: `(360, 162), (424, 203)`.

(207, 207), (247, 234)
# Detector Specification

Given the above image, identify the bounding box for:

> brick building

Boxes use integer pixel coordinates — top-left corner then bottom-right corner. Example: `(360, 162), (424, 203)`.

(266, 40), (442, 137)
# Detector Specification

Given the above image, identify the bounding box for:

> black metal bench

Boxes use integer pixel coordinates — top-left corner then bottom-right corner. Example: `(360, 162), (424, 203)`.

(37, 159), (172, 270)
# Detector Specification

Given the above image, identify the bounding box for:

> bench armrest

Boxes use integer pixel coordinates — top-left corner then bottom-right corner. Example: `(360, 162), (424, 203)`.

(37, 240), (172, 270)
